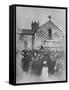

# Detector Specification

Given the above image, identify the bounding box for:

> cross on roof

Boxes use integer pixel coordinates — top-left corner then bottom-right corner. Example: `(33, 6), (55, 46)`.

(48, 15), (52, 21)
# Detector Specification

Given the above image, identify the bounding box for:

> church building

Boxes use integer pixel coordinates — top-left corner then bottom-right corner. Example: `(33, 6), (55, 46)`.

(17, 15), (64, 51)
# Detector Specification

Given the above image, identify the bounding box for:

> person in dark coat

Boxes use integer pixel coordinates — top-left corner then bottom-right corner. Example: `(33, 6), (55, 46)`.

(47, 56), (56, 74)
(21, 50), (31, 72)
(31, 60), (43, 75)
(31, 52), (43, 75)
(40, 45), (44, 50)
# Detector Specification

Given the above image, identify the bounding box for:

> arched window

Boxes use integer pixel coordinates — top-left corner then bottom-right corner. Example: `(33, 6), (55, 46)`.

(24, 40), (27, 50)
(48, 28), (52, 39)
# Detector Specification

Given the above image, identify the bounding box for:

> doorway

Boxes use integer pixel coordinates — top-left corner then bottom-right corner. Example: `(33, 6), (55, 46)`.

(24, 40), (28, 50)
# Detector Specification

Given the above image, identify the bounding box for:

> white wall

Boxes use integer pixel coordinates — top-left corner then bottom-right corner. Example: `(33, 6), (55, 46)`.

(0, 0), (69, 90)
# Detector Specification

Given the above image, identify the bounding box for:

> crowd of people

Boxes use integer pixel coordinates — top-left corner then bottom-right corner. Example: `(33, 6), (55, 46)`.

(19, 48), (64, 75)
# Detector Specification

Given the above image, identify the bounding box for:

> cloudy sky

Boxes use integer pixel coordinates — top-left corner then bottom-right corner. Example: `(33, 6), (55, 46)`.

(16, 6), (66, 33)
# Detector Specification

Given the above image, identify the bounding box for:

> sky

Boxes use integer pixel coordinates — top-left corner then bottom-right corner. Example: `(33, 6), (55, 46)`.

(16, 6), (66, 33)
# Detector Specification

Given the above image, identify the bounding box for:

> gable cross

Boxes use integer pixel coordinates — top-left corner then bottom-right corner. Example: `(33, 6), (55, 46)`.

(48, 15), (52, 21)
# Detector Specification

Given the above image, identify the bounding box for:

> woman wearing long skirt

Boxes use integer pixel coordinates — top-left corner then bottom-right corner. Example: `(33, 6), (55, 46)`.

(42, 61), (49, 81)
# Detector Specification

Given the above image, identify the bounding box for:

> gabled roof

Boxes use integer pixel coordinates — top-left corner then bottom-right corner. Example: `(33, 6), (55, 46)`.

(39, 20), (62, 32)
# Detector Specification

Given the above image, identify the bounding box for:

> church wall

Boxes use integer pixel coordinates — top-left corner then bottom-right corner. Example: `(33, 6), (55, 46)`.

(34, 27), (64, 50)
(16, 34), (32, 51)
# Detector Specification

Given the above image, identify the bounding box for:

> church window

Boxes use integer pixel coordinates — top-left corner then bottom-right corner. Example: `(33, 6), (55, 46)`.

(48, 28), (52, 39)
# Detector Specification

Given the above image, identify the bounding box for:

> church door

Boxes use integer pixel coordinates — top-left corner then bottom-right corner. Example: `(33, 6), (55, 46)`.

(24, 40), (28, 50)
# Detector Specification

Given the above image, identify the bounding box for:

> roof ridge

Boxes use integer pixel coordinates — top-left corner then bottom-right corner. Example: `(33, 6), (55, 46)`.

(39, 20), (49, 28)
